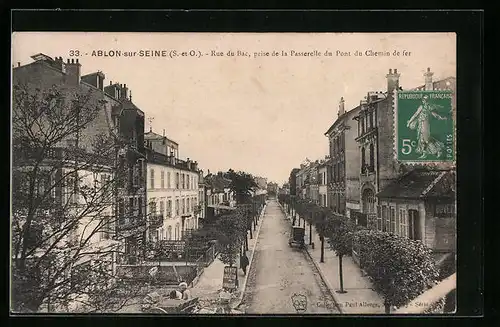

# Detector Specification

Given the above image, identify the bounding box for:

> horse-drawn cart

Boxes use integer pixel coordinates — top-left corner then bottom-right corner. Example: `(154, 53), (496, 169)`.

(288, 226), (305, 249)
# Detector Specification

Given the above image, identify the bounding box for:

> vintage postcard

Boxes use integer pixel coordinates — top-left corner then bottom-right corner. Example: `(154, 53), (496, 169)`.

(11, 32), (456, 315)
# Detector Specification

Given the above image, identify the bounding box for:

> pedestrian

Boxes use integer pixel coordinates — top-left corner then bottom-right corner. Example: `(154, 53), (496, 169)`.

(240, 252), (249, 276)
(179, 281), (191, 300)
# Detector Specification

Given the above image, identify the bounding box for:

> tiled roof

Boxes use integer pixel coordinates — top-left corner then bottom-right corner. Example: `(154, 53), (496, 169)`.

(205, 175), (232, 192)
(376, 168), (455, 199)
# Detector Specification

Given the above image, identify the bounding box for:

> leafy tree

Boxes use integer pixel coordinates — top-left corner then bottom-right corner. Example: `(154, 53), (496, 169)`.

(226, 169), (257, 204)
(326, 214), (355, 293)
(353, 229), (441, 313)
(11, 83), (141, 313)
(215, 209), (246, 267)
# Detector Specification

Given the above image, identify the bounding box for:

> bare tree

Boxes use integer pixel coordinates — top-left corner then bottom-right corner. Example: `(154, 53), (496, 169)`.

(11, 83), (142, 313)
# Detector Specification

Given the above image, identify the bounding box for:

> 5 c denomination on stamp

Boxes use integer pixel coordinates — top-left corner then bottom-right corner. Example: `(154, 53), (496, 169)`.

(395, 90), (454, 163)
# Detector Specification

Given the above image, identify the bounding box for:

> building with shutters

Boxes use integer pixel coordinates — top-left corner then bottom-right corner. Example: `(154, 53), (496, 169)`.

(324, 97), (361, 217)
(12, 53), (148, 313)
(144, 129), (201, 242)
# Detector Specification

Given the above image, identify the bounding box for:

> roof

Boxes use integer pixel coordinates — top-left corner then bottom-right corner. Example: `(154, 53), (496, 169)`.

(324, 105), (361, 136)
(144, 131), (165, 140)
(205, 174), (232, 192)
(376, 168), (455, 199)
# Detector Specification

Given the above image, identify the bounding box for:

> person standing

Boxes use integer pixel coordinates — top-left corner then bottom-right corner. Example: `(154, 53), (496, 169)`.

(179, 281), (191, 300)
(240, 252), (249, 276)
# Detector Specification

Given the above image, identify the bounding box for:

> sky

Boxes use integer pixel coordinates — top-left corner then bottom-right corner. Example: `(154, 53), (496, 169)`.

(12, 33), (456, 185)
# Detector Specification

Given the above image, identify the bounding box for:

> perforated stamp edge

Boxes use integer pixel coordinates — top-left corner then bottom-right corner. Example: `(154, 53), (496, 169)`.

(392, 88), (456, 169)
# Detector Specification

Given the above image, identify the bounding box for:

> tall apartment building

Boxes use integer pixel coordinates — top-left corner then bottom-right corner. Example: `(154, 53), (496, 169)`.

(324, 97), (361, 217)
(144, 129), (200, 242)
(12, 54), (148, 266)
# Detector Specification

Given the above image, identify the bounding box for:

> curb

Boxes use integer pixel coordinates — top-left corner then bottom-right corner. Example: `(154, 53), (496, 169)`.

(304, 243), (344, 314)
(232, 204), (267, 309)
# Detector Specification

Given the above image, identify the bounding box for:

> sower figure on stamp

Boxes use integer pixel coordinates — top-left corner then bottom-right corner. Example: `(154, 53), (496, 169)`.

(240, 251), (249, 276)
(407, 95), (448, 159)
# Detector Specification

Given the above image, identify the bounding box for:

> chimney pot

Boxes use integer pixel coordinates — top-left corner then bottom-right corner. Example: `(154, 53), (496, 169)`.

(394, 68), (398, 74)
(427, 67), (431, 72)
(389, 68), (392, 74)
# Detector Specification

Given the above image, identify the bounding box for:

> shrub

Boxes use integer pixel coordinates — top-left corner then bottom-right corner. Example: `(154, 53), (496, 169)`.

(353, 229), (440, 310)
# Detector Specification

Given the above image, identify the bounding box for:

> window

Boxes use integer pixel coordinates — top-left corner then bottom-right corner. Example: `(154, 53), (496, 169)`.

(167, 200), (172, 217)
(397, 208), (406, 237)
(167, 226), (172, 240)
(138, 197), (143, 215)
(377, 205), (382, 230)
(362, 188), (375, 213)
(390, 207), (396, 233)
(187, 198), (190, 212)
(361, 147), (366, 172)
(176, 173), (179, 189)
(408, 210), (421, 240)
(128, 198), (134, 215)
(381, 205), (388, 232)
(160, 171), (165, 189)
(118, 199), (125, 224)
(150, 169), (155, 189)
(149, 200), (157, 216)
(175, 199), (180, 216)
(175, 224), (180, 240)
(368, 111), (373, 129)
(182, 198), (186, 214)
(187, 175), (190, 189)
(369, 143), (375, 172)
(159, 200), (164, 218)
(167, 172), (171, 188)
(181, 174), (185, 189)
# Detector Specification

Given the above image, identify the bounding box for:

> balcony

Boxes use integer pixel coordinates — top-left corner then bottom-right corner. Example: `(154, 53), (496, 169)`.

(116, 215), (146, 233)
(149, 214), (163, 228)
(361, 165), (375, 176)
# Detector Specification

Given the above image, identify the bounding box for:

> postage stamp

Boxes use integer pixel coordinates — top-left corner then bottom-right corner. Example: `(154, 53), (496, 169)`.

(395, 90), (454, 163)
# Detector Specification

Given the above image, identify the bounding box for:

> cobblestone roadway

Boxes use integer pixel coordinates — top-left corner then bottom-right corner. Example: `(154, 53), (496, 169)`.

(240, 200), (340, 314)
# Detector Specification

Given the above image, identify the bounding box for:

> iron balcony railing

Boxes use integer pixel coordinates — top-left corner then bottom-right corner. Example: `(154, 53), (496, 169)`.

(117, 215), (146, 231)
(149, 214), (163, 228)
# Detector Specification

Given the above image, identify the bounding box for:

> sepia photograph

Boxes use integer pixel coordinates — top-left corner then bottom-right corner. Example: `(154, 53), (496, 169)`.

(11, 32), (457, 315)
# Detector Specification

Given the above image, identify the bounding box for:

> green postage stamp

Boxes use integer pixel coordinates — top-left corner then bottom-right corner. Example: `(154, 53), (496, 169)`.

(395, 90), (454, 163)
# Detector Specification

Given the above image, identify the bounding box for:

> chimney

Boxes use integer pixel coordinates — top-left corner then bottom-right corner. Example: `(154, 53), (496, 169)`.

(338, 97), (345, 116)
(163, 129), (165, 136)
(386, 68), (400, 96)
(424, 67), (434, 91)
(121, 84), (128, 100)
(65, 57), (81, 86)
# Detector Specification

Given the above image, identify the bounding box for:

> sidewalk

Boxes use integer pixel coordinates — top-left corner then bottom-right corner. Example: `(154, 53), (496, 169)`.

(279, 203), (385, 314)
(190, 204), (267, 308)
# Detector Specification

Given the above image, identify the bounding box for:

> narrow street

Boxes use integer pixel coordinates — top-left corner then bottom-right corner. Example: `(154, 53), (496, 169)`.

(240, 200), (340, 314)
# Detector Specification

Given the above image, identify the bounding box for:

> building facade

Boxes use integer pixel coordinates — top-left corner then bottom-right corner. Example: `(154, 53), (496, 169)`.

(13, 54), (148, 268)
(144, 130), (200, 242)
(325, 97), (361, 217)
(318, 159), (330, 207)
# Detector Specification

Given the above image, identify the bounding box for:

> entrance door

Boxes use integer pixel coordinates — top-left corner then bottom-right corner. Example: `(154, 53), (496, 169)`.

(408, 209), (421, 240)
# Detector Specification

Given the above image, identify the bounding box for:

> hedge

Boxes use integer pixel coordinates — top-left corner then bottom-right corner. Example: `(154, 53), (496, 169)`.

(353, 229), (441, 310)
